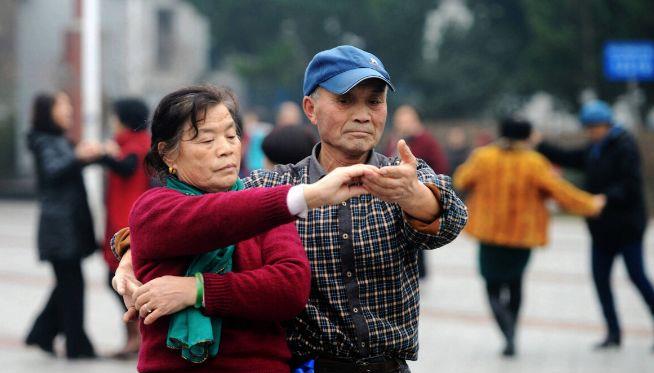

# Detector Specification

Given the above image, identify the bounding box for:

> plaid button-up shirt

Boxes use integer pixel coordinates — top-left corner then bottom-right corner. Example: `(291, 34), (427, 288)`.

(243, 144), (467, 360)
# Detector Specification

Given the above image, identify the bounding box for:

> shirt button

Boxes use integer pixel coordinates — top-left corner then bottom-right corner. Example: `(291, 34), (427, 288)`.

(353, 307), (359, 313)
(342, 233), (349, 239)
(346, 271), (352, 278)
(342, 201), (347, 206)
(361, 342), (366, 348)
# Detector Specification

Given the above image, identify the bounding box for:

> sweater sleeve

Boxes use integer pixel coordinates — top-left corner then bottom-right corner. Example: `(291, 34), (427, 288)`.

(202, 222), (311, 321)
(537, 142), (587, 170)
(452, 148), (481, 192)
(98, 153), (138, 177)
(129, 185), (296, 259)
(35, 137), (83, 183)
(531, 156), (597, 217)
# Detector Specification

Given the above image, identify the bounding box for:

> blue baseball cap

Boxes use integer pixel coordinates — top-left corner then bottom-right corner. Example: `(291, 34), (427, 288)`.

(303, 45), (395, 97)
(579, 100), (614, 126)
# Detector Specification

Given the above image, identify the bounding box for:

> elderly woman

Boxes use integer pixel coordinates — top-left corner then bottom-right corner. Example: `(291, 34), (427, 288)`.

(121, 85), (372, 373)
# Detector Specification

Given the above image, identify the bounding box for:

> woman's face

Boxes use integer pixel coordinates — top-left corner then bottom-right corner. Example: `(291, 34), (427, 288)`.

(164, 104), (241, 193)
(52, 93), (73, 131)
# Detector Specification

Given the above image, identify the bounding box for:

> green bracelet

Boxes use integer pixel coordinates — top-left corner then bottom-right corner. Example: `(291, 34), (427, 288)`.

(194, 272), (204, 309)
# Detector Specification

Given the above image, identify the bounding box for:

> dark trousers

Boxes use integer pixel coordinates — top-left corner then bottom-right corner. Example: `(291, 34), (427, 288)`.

(26, 259), (95, 358)
(592, 240), (654, 338)
(314, 356), (410, 373)
(485, 280), (523, 344)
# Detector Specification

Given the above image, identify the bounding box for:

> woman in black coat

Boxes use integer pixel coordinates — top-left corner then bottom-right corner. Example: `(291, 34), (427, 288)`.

(25, 92), (98, 358)
(537, 100), (654, 350)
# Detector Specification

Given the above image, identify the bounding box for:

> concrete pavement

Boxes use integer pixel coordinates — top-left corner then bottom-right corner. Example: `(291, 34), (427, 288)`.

(1, 200), (652, 372)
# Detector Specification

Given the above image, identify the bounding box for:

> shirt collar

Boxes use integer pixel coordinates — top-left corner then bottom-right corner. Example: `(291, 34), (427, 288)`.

(307, 142), (382, 183)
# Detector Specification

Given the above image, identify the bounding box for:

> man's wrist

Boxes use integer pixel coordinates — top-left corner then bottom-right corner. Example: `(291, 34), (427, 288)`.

(400, 182), (440, 222)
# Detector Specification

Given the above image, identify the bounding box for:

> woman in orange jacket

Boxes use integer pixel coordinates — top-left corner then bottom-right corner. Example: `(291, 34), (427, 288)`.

(453, 118), (605, 357)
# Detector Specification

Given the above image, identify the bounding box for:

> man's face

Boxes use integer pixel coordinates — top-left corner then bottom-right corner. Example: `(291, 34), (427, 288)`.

(304, 79), (388, 158)
(584, 123), (611, 143)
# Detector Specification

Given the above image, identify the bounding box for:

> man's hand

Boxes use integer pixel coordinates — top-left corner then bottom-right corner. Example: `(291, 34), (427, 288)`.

(362, 139), (440, 222)
(111, 251), (142, 322)
(590, 194), (607, 217)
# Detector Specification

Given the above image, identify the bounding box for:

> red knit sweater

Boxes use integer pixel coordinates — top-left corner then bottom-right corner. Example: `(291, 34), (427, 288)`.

(129, 185), (310, 373)
(103, 130), (150, 271)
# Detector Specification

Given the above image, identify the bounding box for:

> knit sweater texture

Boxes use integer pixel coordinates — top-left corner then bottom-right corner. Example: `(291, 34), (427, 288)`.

(454, 144), (597, 248)
(129, 184), (310, 373)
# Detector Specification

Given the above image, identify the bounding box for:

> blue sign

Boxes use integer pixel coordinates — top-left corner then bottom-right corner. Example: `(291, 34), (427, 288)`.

(603, 41), (654, 82)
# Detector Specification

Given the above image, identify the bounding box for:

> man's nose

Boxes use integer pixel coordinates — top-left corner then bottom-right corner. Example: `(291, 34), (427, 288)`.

(352, 104), (371, 123)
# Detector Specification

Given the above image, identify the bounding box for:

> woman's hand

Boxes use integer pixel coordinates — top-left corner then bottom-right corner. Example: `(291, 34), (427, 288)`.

(303, 164), (376, 208)
(133, 275), (197, 325)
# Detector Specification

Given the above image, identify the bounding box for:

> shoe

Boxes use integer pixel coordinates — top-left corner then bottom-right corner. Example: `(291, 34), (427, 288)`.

(502, 341), (516, 357)
(25, 335), (54, 355)
(593, 336), (621, 350)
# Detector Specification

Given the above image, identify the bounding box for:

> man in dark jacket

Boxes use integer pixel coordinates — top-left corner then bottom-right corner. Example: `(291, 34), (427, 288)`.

(537, 100), (654, 350)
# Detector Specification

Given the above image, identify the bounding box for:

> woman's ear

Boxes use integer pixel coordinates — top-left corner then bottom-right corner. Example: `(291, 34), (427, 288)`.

(158, 141), (175, 168)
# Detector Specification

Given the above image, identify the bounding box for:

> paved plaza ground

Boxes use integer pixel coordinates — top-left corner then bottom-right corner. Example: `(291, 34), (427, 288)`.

(1, 200), (652, 372)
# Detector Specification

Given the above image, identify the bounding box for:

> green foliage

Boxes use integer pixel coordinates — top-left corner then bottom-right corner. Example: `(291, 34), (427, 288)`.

(187, 0), (654, 119)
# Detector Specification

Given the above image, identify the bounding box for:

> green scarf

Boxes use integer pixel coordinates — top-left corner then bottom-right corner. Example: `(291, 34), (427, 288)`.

(165, 176), (244, 363)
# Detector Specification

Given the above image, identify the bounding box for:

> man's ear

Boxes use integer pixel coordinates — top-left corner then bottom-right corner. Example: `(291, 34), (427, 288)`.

(302, 95), (318, 125)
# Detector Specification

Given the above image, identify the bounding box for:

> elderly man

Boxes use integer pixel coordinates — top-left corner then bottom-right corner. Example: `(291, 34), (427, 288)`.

(114, 45), (467, 372)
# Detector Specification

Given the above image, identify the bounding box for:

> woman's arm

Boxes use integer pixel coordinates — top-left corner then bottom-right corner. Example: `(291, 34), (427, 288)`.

(131, 163), (376, 259)
(35, 138), (83, 183)
(133, 222), (310, 324)
(203, 222), (310, 321)
(130, 185), (296, 259)
(532, 155), (604, 216)
(452, 149), (481, 192)
(98, 153), (138, 177)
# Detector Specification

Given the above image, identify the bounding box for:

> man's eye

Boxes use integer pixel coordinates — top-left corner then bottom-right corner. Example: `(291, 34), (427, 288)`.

(200, 139), (213, 144)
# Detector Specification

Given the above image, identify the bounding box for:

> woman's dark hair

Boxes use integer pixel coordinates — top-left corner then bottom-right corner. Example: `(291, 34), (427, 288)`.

(145, 85), (240, 180)
(31, 92), (64, 135)
(499, 117), (532, 140)
(113, 98), (149, 131)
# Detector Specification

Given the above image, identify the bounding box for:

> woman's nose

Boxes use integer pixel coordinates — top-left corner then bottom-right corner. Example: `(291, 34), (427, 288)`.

(215, 139), (235, 157)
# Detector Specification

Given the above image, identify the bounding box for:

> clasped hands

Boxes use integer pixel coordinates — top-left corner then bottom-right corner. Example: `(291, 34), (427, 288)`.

(74, 139), (120, 162)
(305, 139), (440, 222)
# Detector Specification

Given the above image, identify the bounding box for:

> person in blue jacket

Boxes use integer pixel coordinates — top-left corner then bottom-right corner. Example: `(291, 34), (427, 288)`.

(537, 100), (654, 350)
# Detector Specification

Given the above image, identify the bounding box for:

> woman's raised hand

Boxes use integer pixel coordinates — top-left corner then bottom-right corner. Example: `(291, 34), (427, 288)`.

(303, 164), (378, 209)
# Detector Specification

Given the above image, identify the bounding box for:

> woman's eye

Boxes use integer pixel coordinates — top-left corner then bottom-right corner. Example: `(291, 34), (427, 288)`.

(200, 139), (213, 144)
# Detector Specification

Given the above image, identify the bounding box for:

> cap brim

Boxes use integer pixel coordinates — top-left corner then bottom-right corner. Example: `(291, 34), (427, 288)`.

(319, 67), (395, 95)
